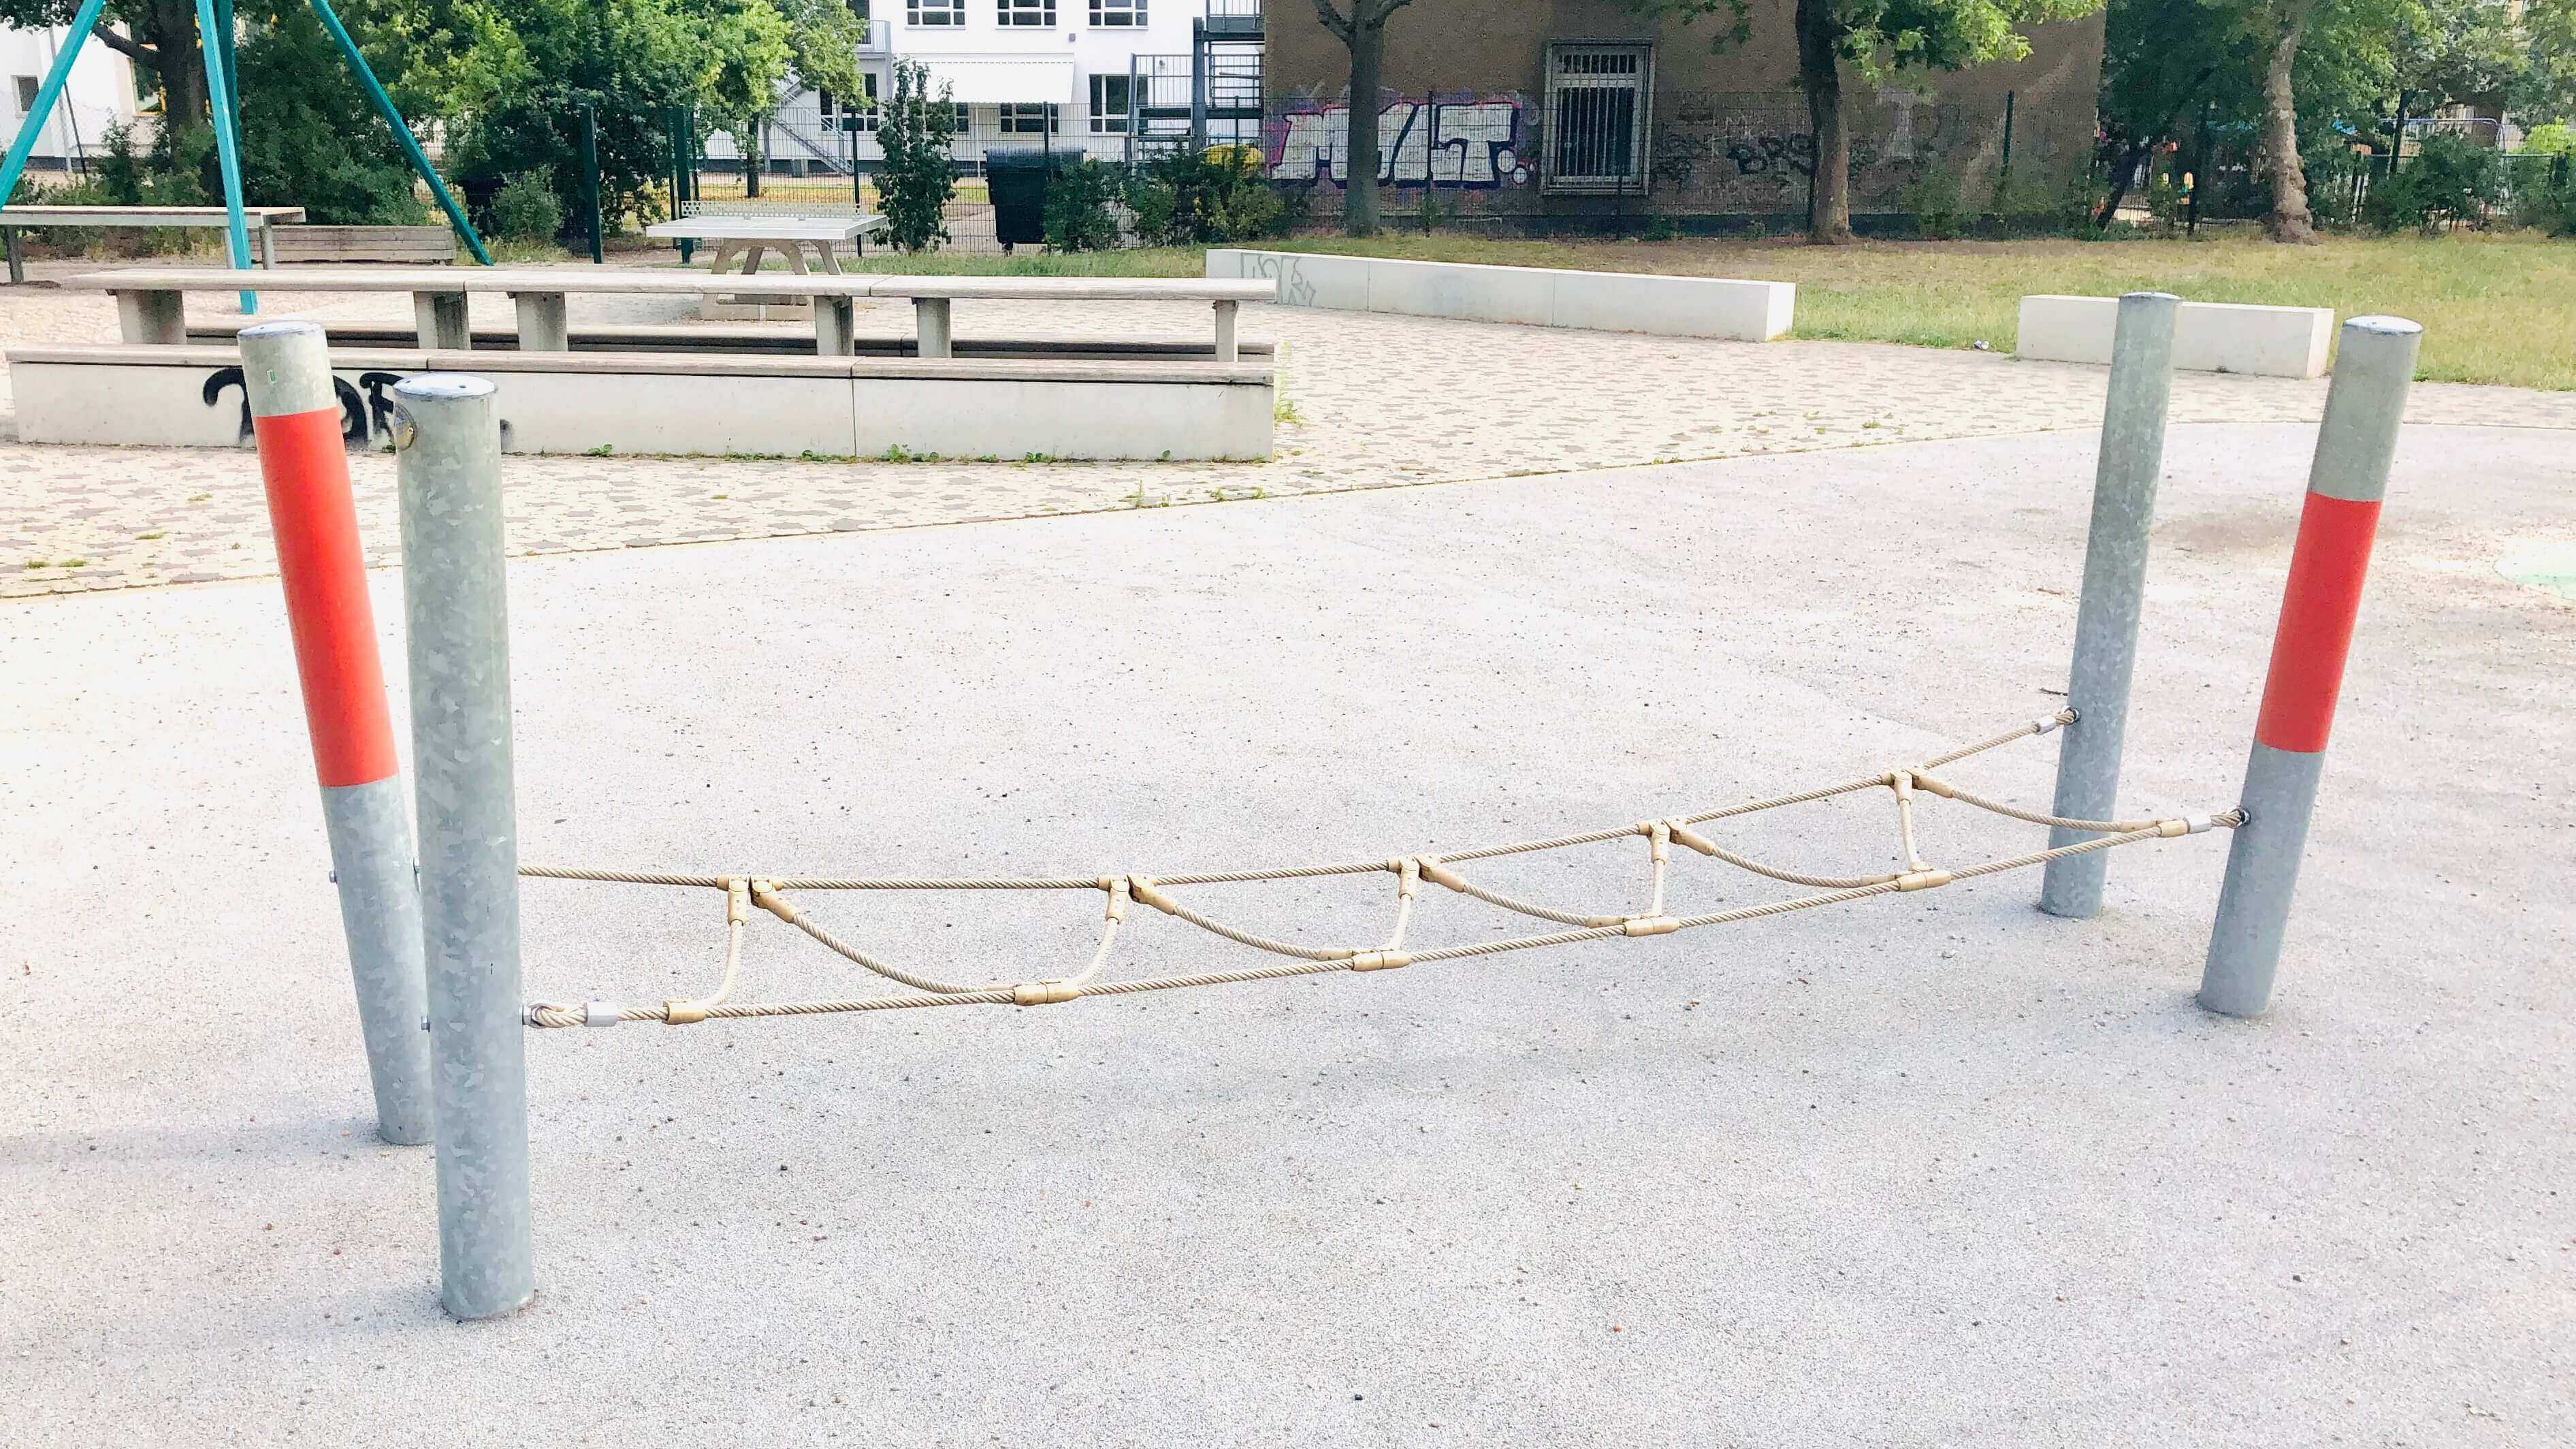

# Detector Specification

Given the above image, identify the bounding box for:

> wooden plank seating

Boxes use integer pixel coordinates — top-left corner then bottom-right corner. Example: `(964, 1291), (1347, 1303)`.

(70, 266), (1276, 361)
(0, 205), (306, 283)
(258, 225), (458, 266)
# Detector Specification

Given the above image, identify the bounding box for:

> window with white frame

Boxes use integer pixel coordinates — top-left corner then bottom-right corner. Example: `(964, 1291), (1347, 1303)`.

(849, 73), (880, 131)
(1543, 42), (1652, 192)
(1087, 73), (1130, 132)
(999, 102), (1058, 133)
(997, 0), (1054, 24)
(908, 0), (963, 25)
(1089, 0), (1144, 25)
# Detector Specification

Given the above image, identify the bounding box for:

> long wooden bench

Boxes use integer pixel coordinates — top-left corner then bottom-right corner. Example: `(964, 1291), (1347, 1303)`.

(71, 266), (1278, 361)
(258, 225), (458, 266)
(0, 205), (306, 283)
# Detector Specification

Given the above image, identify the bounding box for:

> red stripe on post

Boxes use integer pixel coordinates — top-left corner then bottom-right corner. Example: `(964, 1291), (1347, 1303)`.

(255, 408), (400, 788)
(2253, 491), (2384, 754)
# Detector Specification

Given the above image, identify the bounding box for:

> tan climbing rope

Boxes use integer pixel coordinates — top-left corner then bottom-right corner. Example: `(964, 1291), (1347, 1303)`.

(524, 709), (2243, 1031)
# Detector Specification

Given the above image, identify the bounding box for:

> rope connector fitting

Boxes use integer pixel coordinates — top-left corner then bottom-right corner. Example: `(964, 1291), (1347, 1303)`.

(750, 878), (798, 924)
(1646, 820), (1671, 865)
(1896, 869), (1953, 892)
(586, 1002), (622, 1027)
(1396, 856), (1421, 897)
(1908, 771), (1959, 800)
(1418, 859), (1471, 894)
(1349, 950), (1411, 972)
(1128, 874), (1181, 916)
(1103, 875), (1131, 923)
(725, 876), (751, 926)
(1667, 821), (1720, 857)
(1622, 916), (1681, 937)
(1014, 981), (1082, 1006)
(664, 1000), (707, 1025)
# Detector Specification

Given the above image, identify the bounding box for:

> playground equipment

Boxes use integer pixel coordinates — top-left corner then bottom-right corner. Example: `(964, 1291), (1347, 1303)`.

(235, 298), (2418, 1318)
(0, 0), (490, 313)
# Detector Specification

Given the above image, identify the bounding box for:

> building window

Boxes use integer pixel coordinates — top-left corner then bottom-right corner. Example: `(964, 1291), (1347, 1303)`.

(12, 76), (37, 116)
(997, 0), (1054, 25)
(1088, 73), (1130, 133)
(1543, 42), (1652, 193)
(1089, 0), (1144, 25)
(999, 102), (1059, 133)
(908, 0), (963, 25)
(846, 74), (880, 131)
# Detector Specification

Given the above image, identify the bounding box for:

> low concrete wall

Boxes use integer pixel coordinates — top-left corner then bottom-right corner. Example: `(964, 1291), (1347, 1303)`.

(1206, 249), (1794, 342)
(2016, 295), (2336, 378)
(9, 346), (1274, 460)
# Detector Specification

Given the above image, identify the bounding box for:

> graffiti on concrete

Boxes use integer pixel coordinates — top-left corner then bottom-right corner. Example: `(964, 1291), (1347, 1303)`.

(1268, 98), (1533, 187)
(1234, 251), (1317, 307)
(202, 366), (423, 447)
(1651, 89), (1989, 211)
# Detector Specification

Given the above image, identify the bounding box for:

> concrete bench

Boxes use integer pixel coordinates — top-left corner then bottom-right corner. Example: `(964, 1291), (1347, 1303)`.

(1207, 248), (1795, 343)
(0, 204), (306, 283)
(258, 225), (458, 265)
(72, 266), (1277, 362)
(6, 343), (1274, 460)
(2016, 295), (2336, 378)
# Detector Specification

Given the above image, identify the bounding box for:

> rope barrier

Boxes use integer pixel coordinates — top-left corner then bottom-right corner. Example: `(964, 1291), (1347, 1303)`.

(523, 709), (2244, 1032)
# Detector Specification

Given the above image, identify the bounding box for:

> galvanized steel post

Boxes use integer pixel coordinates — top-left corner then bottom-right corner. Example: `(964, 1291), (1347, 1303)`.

(2200, 317), (2420, 1017)
(240, 320), (432, 1146)
(395, 373), (536, 1319)
(2040, 291), (2180, 918)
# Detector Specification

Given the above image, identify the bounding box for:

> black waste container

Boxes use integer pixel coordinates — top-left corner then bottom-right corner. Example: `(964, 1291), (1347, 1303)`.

(984, 147), (1056, 251)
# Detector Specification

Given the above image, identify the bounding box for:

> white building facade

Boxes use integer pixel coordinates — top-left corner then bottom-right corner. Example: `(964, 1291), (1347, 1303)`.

(0, 24), (144, 172)
(707, 0), (1221, 177)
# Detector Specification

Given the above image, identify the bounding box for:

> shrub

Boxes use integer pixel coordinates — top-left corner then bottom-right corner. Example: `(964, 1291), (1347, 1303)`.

(490, 172), (565, 242)
(876, 59), (959, 252)
(234, 6), (430, 225)
(2364, 133), (2506, 232)
(1127, 146), (1283, 246)
(1042, 157), (1123, 252)
(1903, 160), (1967, 239)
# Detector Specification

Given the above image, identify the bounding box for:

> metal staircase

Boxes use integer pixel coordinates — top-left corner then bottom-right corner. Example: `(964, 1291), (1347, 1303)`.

(1126, 0), (1265, 163)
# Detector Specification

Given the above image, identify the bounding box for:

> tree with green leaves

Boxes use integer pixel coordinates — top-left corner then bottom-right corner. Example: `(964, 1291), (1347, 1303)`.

(875, 57), (957, 252)
(1632, 0), (2102, 244)
(0, 0), (216, 150)
(1307, 0), (1419, 236)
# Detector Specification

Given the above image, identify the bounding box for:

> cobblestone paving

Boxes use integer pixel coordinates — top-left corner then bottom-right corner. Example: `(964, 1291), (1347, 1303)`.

(5, 262), (2571, 599)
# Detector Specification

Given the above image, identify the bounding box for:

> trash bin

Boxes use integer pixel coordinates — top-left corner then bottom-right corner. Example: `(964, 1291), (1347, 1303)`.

(984, 147), (1056, 251)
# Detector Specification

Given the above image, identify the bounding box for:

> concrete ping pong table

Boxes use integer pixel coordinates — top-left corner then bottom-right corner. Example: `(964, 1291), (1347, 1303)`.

(644, 212), (891, 320)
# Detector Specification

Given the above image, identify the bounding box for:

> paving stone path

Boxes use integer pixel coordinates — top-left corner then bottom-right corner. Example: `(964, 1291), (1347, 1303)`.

(5, 264), (2571, 599)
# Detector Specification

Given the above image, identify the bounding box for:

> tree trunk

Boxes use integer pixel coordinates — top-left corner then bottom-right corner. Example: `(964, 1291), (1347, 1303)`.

(140, 0), (208, 132)
(1794, 0), (1853, 244)
(2258, 1), (2315, 243)
(1341, 22), (1383, 236)
(744, 124), (764, 199)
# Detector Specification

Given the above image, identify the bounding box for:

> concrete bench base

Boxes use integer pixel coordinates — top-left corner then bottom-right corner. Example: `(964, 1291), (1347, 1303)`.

(1207, 248), (1794, 342)
(2016, 295), (2335, 378)
(9, 346), (1274, 460)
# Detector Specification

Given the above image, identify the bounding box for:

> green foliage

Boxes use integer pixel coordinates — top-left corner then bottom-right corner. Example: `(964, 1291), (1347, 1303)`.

(875, 59), (957, 252)
(231, 4), (430, 225)
(2522, 123), (2576, 157)
(2363, 131), (2507, 231)
(489, 171), (565, 240)
(1127, 148), (1283, 246)
(1903, 159), (1967, 237)
(1042, 158), (1123, 253)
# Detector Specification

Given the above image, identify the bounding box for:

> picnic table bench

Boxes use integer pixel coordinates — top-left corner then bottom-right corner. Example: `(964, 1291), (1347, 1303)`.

(644, 212), (892, 319)
(0, 205), (306, 283)
(71, 266), (1277, 361)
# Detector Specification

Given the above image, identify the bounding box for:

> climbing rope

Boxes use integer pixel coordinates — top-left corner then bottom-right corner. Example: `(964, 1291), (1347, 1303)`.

(523, 709), (2242, 1030)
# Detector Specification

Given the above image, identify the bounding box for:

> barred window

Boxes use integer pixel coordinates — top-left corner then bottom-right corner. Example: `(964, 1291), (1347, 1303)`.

(907, 0), (963, 25)
(1543, 42), (1653, 193)
(997, 0), (1054, 25)
(999, 102), (1058, 133)
(1089, 0), (1144, 25)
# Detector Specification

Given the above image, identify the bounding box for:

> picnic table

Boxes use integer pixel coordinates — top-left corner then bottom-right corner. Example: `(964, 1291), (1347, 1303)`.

(643, 213), (890, 317)
(0, 204), (306, 283)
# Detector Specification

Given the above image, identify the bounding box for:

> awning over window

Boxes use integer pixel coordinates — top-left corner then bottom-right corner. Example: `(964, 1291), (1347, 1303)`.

(909, 57), (1077, 105)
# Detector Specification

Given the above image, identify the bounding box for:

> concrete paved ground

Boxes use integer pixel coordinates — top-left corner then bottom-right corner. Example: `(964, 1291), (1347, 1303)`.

(3, 420), (2571, 1446)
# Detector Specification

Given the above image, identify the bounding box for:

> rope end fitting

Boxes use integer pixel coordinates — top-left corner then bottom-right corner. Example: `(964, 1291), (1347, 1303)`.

(725, 876), (751, 926)
(1622, 916), (1681, 937)
(1014, 980), (1082, 1006)
(1103, 875), (1131, 923)
(1349, 950), (1411, 972)
(2038, 707), (2075, 734)
(750, 878), (798, 924)
(1667, 821), (1720, 857)
(1642, 820), (1671, 864)
(1896, 869), (1952, 892)
(1907, 771), (1959, 800)
(1128, 874), (1182, 916)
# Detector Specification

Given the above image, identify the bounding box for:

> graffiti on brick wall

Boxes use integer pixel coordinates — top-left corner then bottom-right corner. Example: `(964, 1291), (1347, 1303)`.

(1651, 89), (1993, 212)
(1267, 97), (1534, 187)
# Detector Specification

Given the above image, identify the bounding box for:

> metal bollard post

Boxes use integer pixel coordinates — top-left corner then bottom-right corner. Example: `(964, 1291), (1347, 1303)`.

(240, 321), (433, 1147)
(2200, 317), (2420, 1017)
(394, 374), (536, 1319)
(2040, 291), (2180, 918)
